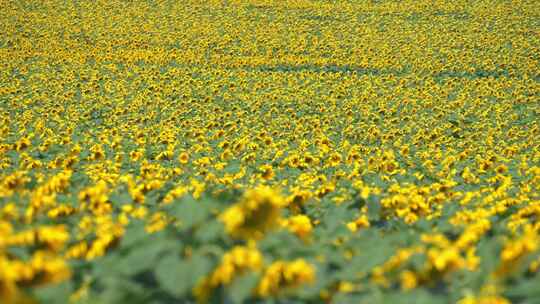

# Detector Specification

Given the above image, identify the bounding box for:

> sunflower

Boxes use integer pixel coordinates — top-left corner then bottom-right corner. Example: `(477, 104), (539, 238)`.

(178, 151), (190, 164)
(259, 164), (275, 180)
(220, 186), (287, 239)
(257, 259), (315, 297)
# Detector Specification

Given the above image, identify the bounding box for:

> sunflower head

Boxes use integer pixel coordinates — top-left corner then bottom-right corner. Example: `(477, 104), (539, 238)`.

(220, 186), (287, 240)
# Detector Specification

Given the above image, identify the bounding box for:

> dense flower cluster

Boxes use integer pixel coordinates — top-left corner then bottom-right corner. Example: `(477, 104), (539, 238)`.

(0, 0), (539, 303)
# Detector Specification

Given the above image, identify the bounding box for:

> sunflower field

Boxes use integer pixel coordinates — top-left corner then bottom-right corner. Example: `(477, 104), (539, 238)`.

(1, 0), (539, 303)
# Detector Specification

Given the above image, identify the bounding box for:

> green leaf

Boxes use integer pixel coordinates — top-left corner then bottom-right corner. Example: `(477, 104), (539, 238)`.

(92, 254), (122, 278)
(323, 205), (349, 232)
(155, 253), (213, 298)
(409, 253), (427, 271)
(227, 272), (260, 303)
(97, 276), (146, 303)
(340, 236), (394, 279)
(32, 281), (73, 304)
(382, 290), (446, 304)
(414, 219), (431, 232)
(367, 196), (381, 221)
(155, 254), (191, 297)
(505, 276), (540, 299)
(117, 240), (179, 276)
(224, 159), (242, 174)
(194, 220), (224, 242)
(172, 196), (209, 229)
(333, 293), (370, 304)
(477, 238), (502, 274)
(120, 222), (150, 248)
(109, 190), (133, 205)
